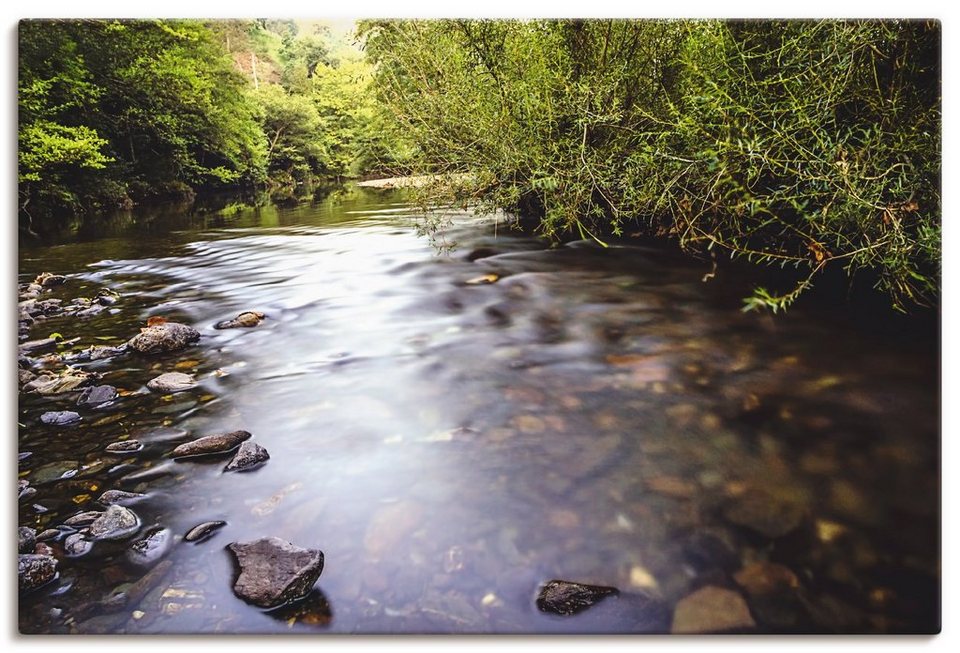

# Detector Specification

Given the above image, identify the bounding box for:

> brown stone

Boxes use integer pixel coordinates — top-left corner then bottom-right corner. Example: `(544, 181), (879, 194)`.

(170, 430), (251, 458)
(671, 586), (755, 633)
(734, 561), (800, 596)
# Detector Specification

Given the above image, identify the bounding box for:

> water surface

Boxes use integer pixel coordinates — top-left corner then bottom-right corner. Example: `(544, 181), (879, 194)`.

(18, 186), (940, 633)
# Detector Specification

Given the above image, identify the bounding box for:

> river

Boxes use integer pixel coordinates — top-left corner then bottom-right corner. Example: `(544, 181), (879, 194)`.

(17, 184), (940, 634)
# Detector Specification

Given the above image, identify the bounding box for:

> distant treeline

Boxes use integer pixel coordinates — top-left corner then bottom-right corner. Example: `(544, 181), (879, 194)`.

(361, 20), (940, 311)
(18, 19), (405, 232)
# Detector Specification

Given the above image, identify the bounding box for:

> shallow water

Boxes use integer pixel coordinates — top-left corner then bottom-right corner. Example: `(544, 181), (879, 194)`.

(18, 186), (939, 634)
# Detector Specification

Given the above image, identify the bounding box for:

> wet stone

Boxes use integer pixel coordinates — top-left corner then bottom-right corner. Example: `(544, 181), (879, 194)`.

(536, 579), (620, 616)
(35, 272), (66, 287)
(31, 460), (80, 485)
(734, 561), (800, 597)
(214, 311), (266, 329)
(63, 533), (93, 557)
(170, 430), (251, 458)
(224, 441), (270, 472)
(681, 532), (741, 574)
(723, 490), (806, 539)
(98, 489), (147, 506)
(671, 585), (756, 634)
(40, 411), (81, 426)
(228, 537), (325, 609)
(18, 526), (37, 554)
(19, 554), (58, 593)
(127, 321), (200, 355)
(118, 463), (176, 486)
(87, 504), (140, 541)
(184, 520), (227, 543)
(126, 527), (173, 567)
(77, 385), (119, 410)
(105, 440), (144, 455)
(147, 372), (197, 393)
(64, 511), (103, 527)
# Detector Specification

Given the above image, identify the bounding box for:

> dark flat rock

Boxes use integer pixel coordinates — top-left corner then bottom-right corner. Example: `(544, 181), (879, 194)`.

(127, 322), (200, 354)
(40, 411), (81, 426)
(77, 385), (119, 409)
(228, 537), (324, 609)
(171, 430), (251, 458)
(185, 520), (227, 543)
(147, 372), (197, 393)
(224, 441), (270, 472)
(18, 527), (37, 554)
(19, 554), (58, 592)
(98, 489), (147, 506)
(19, 337), (59, 353)
(87, 505), (140, 541)
(536, 579), (620, 616)
(105, 440), (144, 454)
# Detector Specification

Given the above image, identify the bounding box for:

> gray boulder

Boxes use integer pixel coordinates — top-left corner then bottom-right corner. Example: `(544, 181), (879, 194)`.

(127, 322), (200, 355)
(224, 441), (270, 472)
(87, 505), (140, 541)
(228, 537), (324, 609)
(147, 372), (197, 393)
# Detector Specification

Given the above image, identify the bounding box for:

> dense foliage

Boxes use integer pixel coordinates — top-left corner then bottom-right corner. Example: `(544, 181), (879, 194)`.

(362, 19), (940, 311)
(19, 19), (398, 232)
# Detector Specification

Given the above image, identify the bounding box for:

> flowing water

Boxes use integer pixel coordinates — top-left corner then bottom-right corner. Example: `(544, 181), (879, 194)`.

(17, 185), (940, 634)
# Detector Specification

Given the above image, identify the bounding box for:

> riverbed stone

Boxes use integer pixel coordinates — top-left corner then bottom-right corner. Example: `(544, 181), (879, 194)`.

(105, 439), (144, 454)
(671, 585), (756, 633)
(184, 520), (227, 543)
(536, 579), (620, 616)
(147, 372), (197, 393)
(18, 527), (37, 554)
(87, 505), (140, 541)
(171, 430), (251, 458)
(228, 537), (324, 609)
(98, 489), (147, 506)
(127, 321), (200, 355)
(224, 441), (270, 472)
(734, 561), (800, 597)
(214, 311), (266, 329)
(77, 385), (119, 410)
(723, 490), (806, 539)
(126, 527), (173, 566)
(31, 460), (80, 485)
(64, 510), (103, 527)
(26, 368), (96, 395)
(64, 533), (93, 557)
(19, 554), (58, 592)
(40, 411), (81, 426)
(35, 272), (66, 287)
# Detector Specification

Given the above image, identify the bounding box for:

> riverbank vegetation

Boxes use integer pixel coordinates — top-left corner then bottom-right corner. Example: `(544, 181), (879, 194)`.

(19, 19), (940, 311)
(361, 19), (940, 311)
(18, 19), (401, 234)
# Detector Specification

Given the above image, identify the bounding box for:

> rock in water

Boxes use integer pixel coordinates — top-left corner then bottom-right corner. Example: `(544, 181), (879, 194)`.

(87, 505), (140, 541)
(536, 580), (620, 616)
(146, 372), (197, 393)
(64, 510), (103, 526)
(184, 520), (227, 543)
(63, 533), (93, 557)
(228, 537), (324, 609)
(19, 554), (58, 592)
(224, 441), (270, 472)
(105, 440), (144, 454)
(76, 385), (119, 409)
(126, 527), (173, 566)
(40, 411), (81, 426)
(723, 490), (806, 539)
(214, 311), (266, 329)
(170, 430), (252, 458)
(35, 272), (66, 287)
(671, 586), (756, 634)
(98, 489), (147, 506)
(18, 527), (37, 554)
(127, 322), (200, 355)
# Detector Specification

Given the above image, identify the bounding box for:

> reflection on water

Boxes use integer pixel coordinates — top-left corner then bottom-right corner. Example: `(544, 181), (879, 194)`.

(18, 186), (939, 633)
